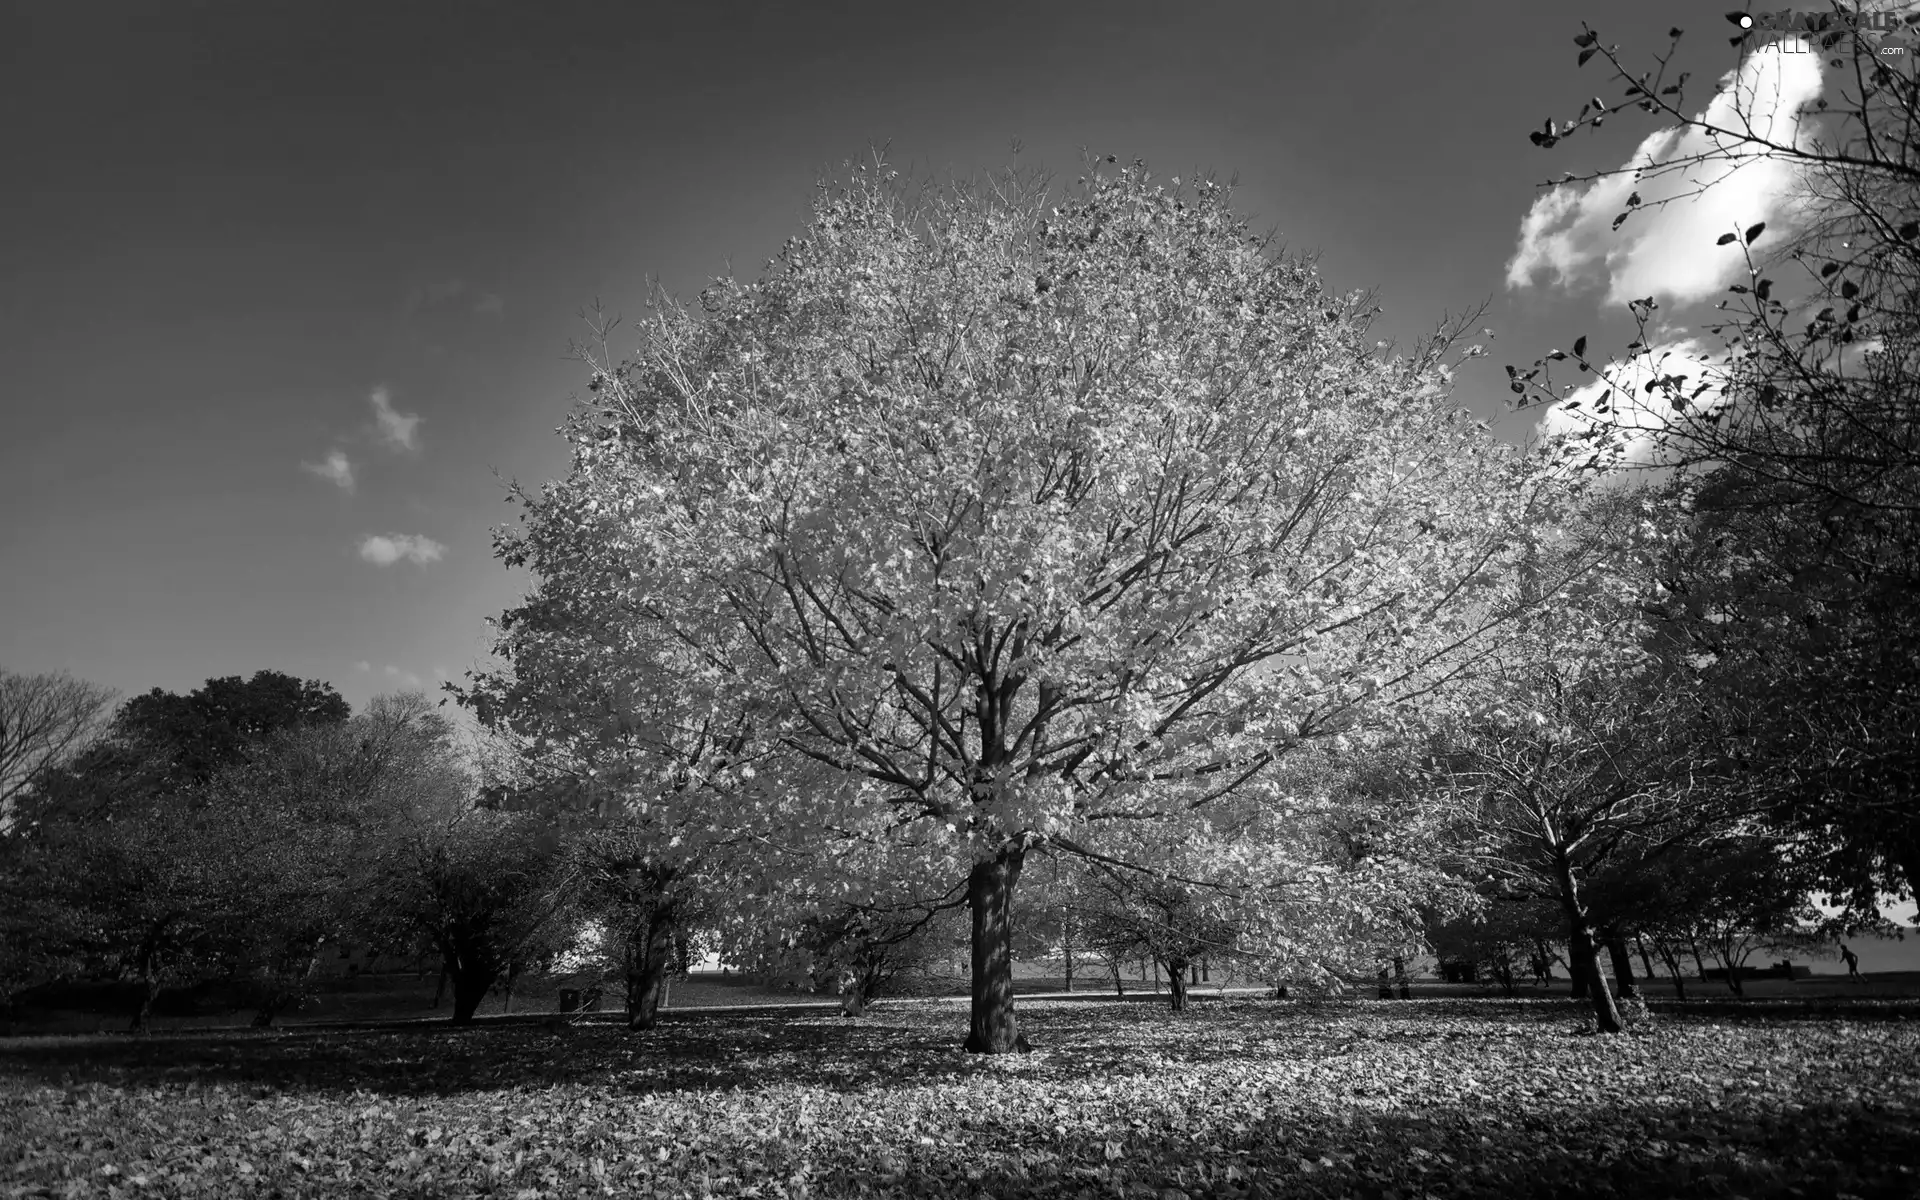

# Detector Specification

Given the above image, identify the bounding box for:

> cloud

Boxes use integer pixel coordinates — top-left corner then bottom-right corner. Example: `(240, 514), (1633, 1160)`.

(382, 664), (425, 688)
(368, 386), (422, 453)
(1506, 39), (1825, 307)
(1540, 338), (1727, 467)
(301, 449), (355, 491)
(473, 292), (505, 317)
(403, 279), (467, 316)
(354, 661), (372, 673)
(358, 532), (446, 566)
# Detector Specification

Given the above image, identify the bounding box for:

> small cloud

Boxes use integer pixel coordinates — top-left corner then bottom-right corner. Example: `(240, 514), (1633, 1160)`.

(354, 660), (372, 673)
(358, 532), (446, 566)
(302, 449), (355, 491)
(382, 664), (424, 687)
(403, 279), (466, 316)
(368, 386), (422, 453)
(473, 292), (505, 317)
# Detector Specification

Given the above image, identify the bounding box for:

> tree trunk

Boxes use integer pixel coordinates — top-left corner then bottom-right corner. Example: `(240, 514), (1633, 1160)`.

(252, 990), (292, 1028)
(1111, 958), (1125, 996)
(447, 942), (498, 1026)
(449, 969), (492, 1024)
(1568, 925), (1593, 1000)
(432, 964), (448, 1009)
(626, 902), (676, 1032)
(1061, 913), (1075, 993)
(1552, 853), (1623, 1033)
(501, 961), (521, 1014)
(964, 845), (1029, 1054)
(840, 961), (883, 1017)
(1165, 958), (1190, 1012)
(129, 970), (160, 1034)
(1393, 955), (1411, 1000)
(1634, 932), (1657, 983)
(1655, 939), (1688, 1001)
(1604, 932), (1639, 999)
(1689, 940), (1708, 981)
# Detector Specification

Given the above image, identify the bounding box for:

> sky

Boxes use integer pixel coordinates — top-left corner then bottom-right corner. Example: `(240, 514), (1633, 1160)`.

(0, 0), (1841, 705)
(3, 0), (1914, 955)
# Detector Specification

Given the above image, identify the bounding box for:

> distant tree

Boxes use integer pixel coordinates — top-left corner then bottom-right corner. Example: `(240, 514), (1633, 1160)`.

(0, 669), (116, 831)
(356, 707), (563, 1026)
(1425, 890), (1564, 996)
(198, 694), (447, 1025)
(111, 670), (350, 790)
(1077, 869), (1238, 1013)
(1428, 522), (1746, 1033)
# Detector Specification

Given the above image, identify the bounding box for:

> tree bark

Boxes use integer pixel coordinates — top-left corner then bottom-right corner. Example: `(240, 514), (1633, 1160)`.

(1603, 931), (1639, 999)
(1654, 938), (1688, 1001)
(1567, 925), (1593, 1000)
(501, 961), (521, 1014)
(129, 970), (160, 1034)
(1165, 958), (1190, 1012)
(1111, 958), (1125, 996)
(626, 902), (676, 1032)
(1061, 912), (1075, 993)
(1552, 853), (1623, 1033)
(1393, 955), (1411, 1000)
(964, 845), (1029, 1053)
(1634, 932), (1657, 983)
(448, 967), (493, 1024)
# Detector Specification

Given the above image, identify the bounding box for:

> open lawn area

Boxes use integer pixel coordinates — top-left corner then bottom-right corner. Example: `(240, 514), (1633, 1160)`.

(4, 996), (1917, 1199)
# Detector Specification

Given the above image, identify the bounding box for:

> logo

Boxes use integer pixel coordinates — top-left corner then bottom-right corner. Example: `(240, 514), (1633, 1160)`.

(1730, 7), (1920, 54)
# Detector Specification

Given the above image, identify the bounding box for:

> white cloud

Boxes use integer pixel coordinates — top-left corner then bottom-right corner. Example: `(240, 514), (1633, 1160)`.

(1507, 39), (1826, 307)
(382, 664), (424, 688)
(368, 386), (422, 453)
(1540, 338), (1727, 467)
(354, 660), (372, 673)
(358, 532), (446, 566)
(301, 448), (355, 491)
(473, 292), (505, 317)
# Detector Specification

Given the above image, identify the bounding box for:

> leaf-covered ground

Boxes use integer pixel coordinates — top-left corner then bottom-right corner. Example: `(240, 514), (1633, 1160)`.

(3, 997), (1916, 1199)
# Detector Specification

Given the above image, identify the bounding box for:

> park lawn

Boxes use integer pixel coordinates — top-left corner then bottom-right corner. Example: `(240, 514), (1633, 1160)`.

(2, 997), (1916, 1200)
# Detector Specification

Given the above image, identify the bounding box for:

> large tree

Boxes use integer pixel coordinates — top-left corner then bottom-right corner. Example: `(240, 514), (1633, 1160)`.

(494, 157), (1561, 1052)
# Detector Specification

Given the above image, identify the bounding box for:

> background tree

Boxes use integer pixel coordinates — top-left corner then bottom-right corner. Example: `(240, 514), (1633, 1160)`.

(0, 668), (116, 831)
(1512, 8), (1920, 918)
(496, 155), (1563, 1052)
(1424, 890), (1564, 997)
(110, 670), (350, 790)
(1426, 514), (1745, 1033)
(196, 694), (446, 1025)
(357, 707), (563, 1025)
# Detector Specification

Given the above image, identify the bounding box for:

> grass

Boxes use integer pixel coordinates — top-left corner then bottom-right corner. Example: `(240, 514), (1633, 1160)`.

(4, 995), (1918, 1199)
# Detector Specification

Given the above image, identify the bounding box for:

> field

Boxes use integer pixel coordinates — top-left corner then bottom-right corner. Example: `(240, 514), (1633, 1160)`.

(4, 995), (1918, 1199)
